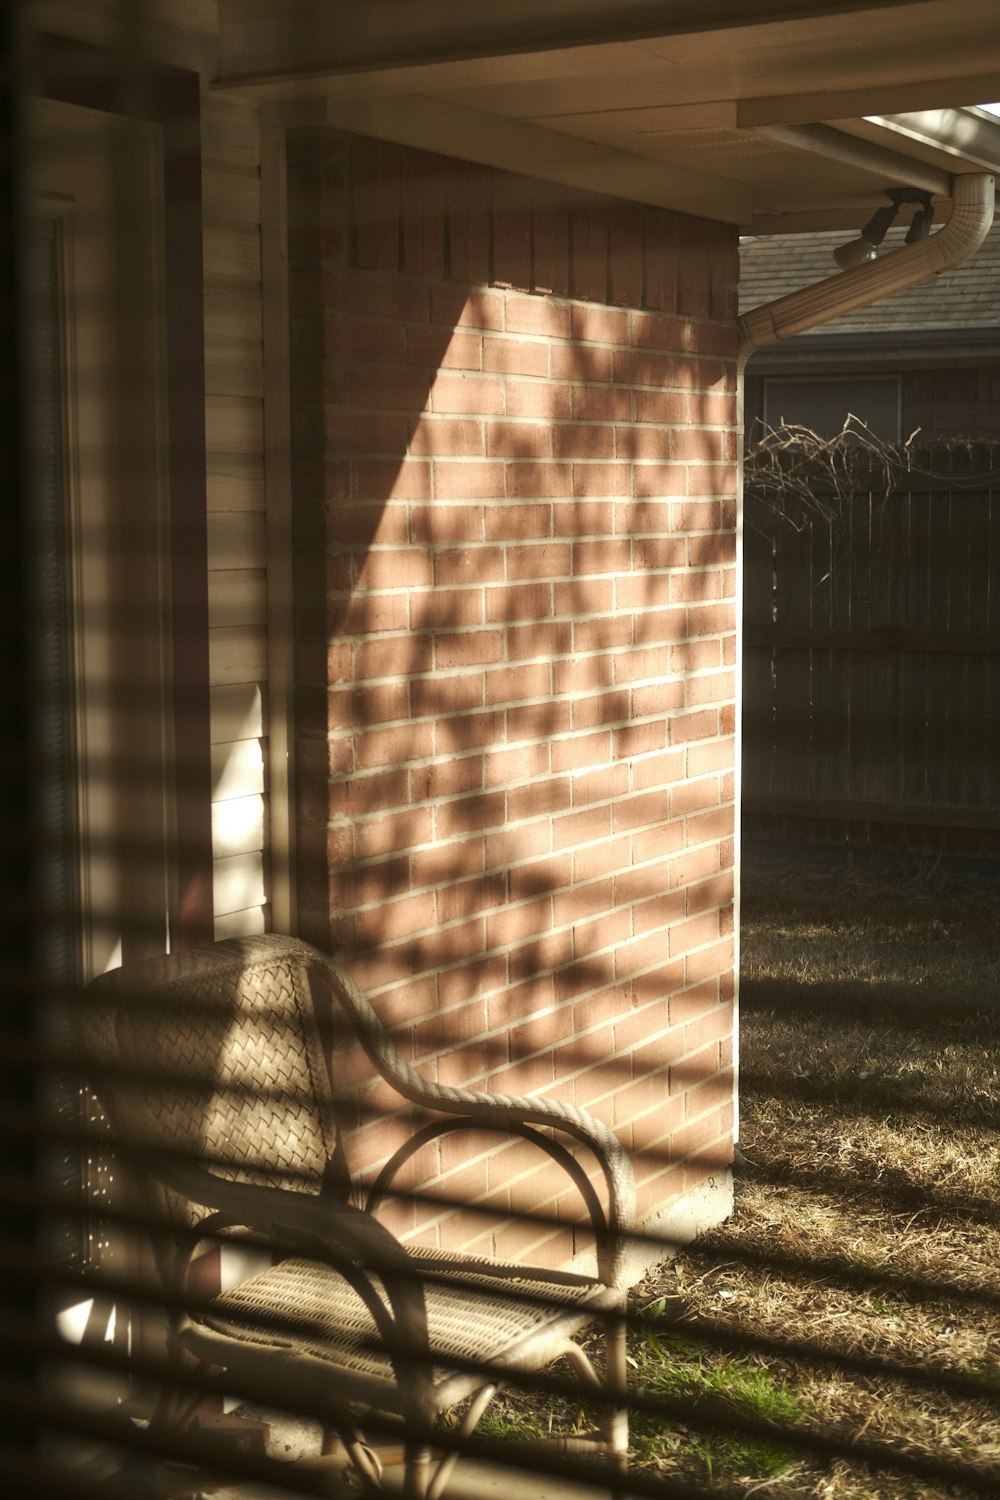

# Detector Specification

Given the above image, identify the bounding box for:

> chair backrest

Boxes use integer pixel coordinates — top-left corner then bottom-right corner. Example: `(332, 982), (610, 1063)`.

(82, 936), (349, 1224)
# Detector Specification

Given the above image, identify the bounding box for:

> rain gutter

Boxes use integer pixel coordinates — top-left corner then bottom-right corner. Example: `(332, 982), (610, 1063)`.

(738, 169), (996, 365)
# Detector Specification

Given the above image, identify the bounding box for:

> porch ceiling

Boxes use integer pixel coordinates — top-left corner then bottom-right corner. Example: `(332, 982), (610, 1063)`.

(215, 1), (1000, 231)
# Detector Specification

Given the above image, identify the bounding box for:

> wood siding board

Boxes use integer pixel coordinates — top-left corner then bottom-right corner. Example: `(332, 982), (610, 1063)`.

(213, 849), (266, 917)
(207, 568), (267, 629)
(208, 625), (268, 686)
(207, 455), (265, 511)
(212, 792), (266, 860)
(211, 683), (264, 745)
(211, 736), (266, 802)
(207, 510), (266, 572)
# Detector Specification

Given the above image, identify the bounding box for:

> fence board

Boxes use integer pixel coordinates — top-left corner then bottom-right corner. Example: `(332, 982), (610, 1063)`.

(743, 459), (1000, 841)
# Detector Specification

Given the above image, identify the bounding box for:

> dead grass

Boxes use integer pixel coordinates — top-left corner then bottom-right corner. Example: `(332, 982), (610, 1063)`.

(636, 846), (1000, 1497)
(479, 846), (1000, 1496)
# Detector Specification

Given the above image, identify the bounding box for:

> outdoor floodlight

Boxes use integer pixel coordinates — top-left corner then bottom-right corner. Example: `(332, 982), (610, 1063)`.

(833, 188), (935, 269)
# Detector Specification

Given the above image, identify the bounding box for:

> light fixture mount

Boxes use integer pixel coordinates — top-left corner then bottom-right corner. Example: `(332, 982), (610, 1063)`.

(833, 187), (935, 268)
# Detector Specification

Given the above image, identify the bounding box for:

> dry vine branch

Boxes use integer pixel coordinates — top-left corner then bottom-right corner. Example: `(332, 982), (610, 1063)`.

(744, 419), (1000, 540)
(743, 416), (916, 538)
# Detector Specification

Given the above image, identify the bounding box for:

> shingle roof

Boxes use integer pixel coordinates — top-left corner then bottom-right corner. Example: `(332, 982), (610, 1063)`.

(739, 220), (1000, 334)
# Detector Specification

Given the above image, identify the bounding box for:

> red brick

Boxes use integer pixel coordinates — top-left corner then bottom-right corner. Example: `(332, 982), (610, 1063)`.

(572, 538), (631, 575)
(671, 639), (721, 676)
(687, 601), (736, 638)
(328, 680), (409, 729)
(505, 297), (571, 340)
(407, 327), (482, 371)
(504, 380), (572, 420)
(505, 541), (572, 579)
(570, 304), (630, 345)
(630, 680), (685, 717)
(573, 907), (631, 959)
(551, 342), (614, 383)
(686, 870), (734, 917)
(433, 630), (506, 670)
(572, 462), (632, 498)
(613, 719), (666, 758)
(505, 463), (573, 500)
(410, 415), (484, 458)
(409, 501), (484, 544)
(573, 687), (629, 730)
(433, 546), (504, 587)
(630, 605), (687, 644)
(431, 286), (505, 331)
(431, 373), (505, 416)
(336, 591), (410, 635)
(571, 384), (631, 423)
(613, 788), (669, 832)
(550, 730), (611, 774)
(507, 776), (572, 821)
(483, 336), (549, 377)
(669, 909), (721, 959)
(433, 461), (505, 499)
(353, 458), (431, 501)
(355, 546), (433, 592)
(484, 740), (550, 786)
(670, 776), (721, 817)
(686, 936), (734, 989)
(354, 720), (435, 771)
(688, 533), (736, 569)
(486, 581), (552, 625)
(552, 805), (612, 850)
(325, 410), (409, 454)
(630, 820), (685, 864)
(553, 423), (614, 460)
(629, 888), (683, 936)
(634, 389), (689, 425)
(630, 311), (685, 352)
(505, 700), (572, 741)
(673, 427), (726, 462)
(486, 421), (551, 458)
(412, 754), (484, 802)
(614, 348), (672, 386)
(485, 661), (551, 705)
(324, 268), (429, 324)
(572, 614), (630, 654)
(347, 368), (429, 411)
(418, 586), (484, 629)
(507, 619), (573, 659)
(324, 313), (407, 365)
(686, 669), (735, 708)
(570, 762), (629, 807)
(630, 748), (685, 790)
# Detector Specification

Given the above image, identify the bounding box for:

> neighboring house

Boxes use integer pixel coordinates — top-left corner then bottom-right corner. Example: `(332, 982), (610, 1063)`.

(17, 1), (1000, 1312)
(741, 221), (1000, 441)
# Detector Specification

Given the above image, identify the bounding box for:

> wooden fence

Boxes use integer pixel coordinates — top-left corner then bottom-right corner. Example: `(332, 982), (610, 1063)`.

(742, 448), (1000, 848)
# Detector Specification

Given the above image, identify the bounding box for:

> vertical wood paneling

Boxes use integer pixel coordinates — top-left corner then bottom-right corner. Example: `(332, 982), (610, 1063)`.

(202, 89), (269, 933)
(743, 454), (1000, 837)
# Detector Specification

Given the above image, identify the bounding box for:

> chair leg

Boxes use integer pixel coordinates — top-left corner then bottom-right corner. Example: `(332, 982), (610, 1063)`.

(424, 1382), (497, 1500)
(602, 1307), (629, 1491)
(403, 1444), (432, 1499)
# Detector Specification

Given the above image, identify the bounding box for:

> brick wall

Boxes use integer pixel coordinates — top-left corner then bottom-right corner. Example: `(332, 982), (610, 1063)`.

(287, 128), (739, 1267)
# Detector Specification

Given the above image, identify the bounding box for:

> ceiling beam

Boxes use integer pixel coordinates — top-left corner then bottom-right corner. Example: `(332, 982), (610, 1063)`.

(740, 73), (1000, 128)
(217, 0), (932, 85)
(321, 93), (754, 222)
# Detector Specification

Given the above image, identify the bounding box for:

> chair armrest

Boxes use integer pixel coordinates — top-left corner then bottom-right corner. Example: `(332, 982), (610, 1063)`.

(315, 954), (635, 1281)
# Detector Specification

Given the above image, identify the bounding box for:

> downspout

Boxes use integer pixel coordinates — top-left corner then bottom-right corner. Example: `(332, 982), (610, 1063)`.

(738, 170), (996, 361)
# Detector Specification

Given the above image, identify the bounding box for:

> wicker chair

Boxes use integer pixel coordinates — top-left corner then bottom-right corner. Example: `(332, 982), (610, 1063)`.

(82, 935), (636, 1498)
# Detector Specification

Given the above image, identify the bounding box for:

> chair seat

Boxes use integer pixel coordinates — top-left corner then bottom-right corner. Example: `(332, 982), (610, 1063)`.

(188, 1248), (614, 1414)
